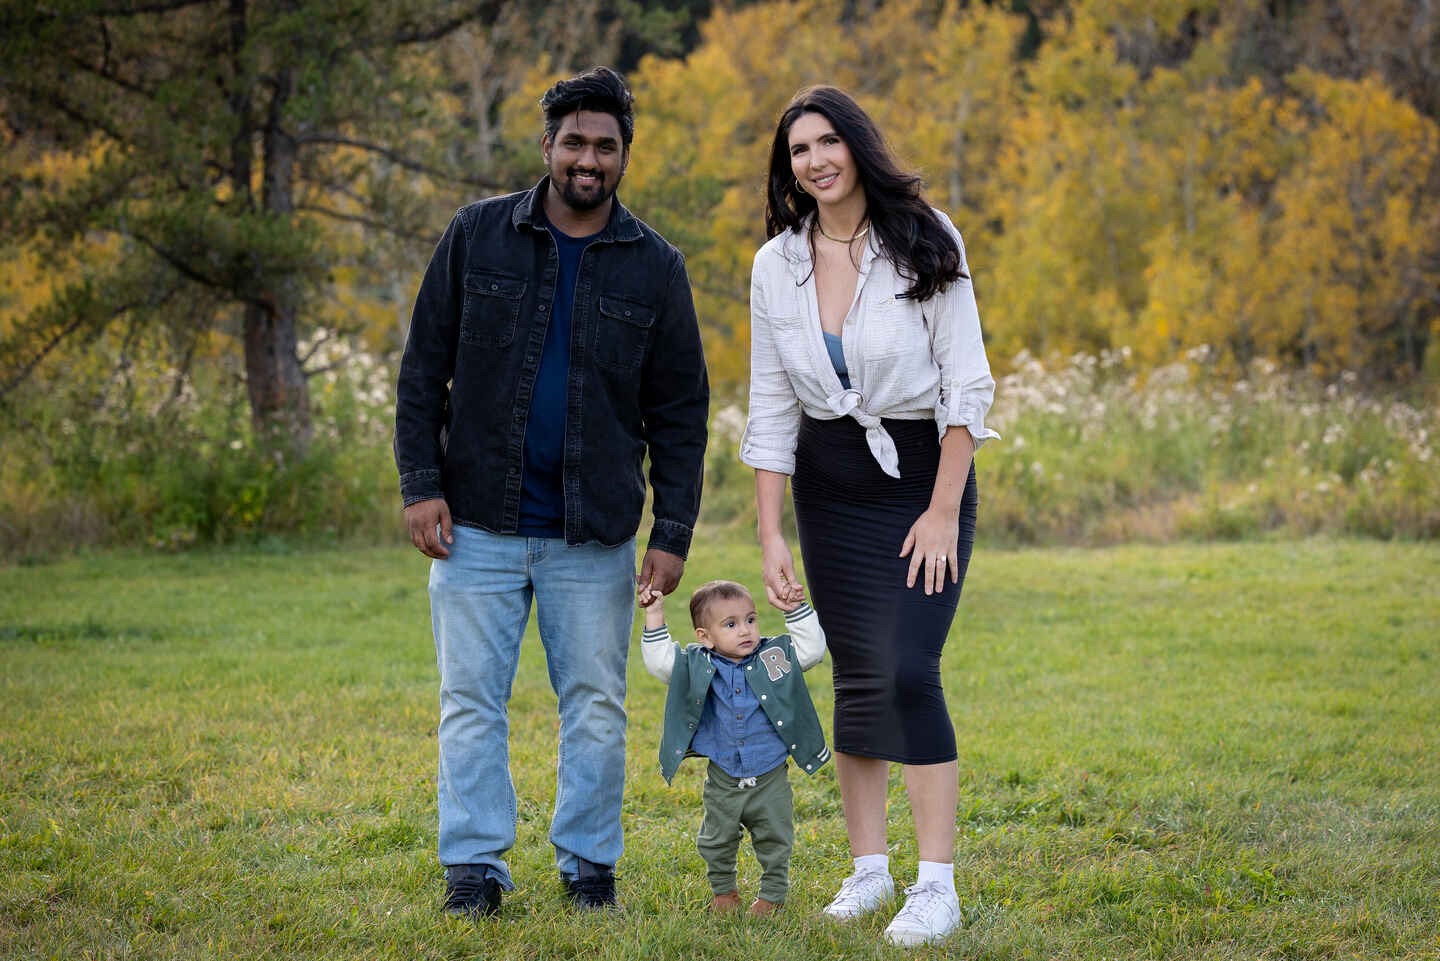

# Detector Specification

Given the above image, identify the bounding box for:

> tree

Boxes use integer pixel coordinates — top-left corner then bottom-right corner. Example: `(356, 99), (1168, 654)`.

(0, 0), (505, 452)
(1260, 69), (1440, 378)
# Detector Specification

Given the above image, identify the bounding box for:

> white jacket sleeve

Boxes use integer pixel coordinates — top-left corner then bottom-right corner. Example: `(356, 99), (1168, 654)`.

(782, 602), (827, 671)
(640, 624), (679, 683)
(927, 212), (999, 450)
(740, 247), (803, 474)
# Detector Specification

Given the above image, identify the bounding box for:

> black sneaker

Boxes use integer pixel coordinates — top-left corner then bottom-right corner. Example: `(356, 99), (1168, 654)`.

(563, 858), (620, 911)
(444, 864), (501, 919)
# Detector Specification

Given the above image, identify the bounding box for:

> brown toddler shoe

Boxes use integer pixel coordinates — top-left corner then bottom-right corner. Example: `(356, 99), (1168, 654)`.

(748, 897), (780, 917)
(710, 891), (741, 912)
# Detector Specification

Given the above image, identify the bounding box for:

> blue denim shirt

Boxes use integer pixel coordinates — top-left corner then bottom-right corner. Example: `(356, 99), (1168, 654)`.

(690, 651), (789, 779)
(395, 178), (710, 556)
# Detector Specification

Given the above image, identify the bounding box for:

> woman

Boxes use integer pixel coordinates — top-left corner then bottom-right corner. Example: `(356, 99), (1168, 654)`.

(740, 85), (998, 947)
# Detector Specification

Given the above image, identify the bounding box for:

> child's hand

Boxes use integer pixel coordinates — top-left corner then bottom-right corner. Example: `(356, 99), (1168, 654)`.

(638, 585), (666, 629)
(764, 579), (804, 613)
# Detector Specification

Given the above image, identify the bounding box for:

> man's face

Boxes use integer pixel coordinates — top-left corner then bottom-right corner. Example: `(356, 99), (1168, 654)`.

(542, 110), (628, 213)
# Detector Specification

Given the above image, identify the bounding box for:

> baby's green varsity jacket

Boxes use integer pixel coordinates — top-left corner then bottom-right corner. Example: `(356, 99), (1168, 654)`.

(641, 602), (830, 784)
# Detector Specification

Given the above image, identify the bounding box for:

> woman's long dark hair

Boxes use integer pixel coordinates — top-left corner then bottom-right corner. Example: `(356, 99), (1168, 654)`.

(764, 85), (964, 302)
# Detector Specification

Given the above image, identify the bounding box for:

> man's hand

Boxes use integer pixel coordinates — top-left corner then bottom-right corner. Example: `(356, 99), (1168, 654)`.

(636, 548), (685, 602)
(404, 497), (453, 559)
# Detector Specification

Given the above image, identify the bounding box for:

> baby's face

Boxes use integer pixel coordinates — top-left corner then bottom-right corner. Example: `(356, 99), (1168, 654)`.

(697, 595), (759, 661)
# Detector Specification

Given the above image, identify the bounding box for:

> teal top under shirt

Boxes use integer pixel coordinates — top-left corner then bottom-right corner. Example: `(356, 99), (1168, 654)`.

(823, 331), (851, 390)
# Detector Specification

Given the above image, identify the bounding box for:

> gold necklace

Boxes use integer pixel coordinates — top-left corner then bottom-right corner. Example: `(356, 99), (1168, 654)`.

(815, 219), (869, 244)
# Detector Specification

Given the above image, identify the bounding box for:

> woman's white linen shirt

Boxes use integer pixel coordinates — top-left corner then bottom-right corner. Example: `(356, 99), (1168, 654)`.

(741, 210), (999, 478)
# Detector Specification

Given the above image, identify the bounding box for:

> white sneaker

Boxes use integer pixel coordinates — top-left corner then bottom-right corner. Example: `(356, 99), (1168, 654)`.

(883, 881), (962, 946)
(821, 869), (896, 919)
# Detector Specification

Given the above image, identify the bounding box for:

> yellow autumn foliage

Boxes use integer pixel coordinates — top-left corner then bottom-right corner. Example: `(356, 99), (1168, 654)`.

(7, 0), (1438, 394)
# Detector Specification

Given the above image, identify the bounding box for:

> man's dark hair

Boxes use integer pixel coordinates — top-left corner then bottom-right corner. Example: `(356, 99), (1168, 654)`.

(689, 580), (753, 631)
(540, 66), (635, 147)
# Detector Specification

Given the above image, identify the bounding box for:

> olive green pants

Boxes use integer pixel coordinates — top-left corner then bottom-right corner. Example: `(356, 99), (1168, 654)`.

(696, 760), (794, 903)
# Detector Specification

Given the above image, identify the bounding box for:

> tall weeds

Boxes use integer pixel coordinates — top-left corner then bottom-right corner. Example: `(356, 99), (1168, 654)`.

(3, 344), (1435, 559)
(701, 350), (1439, 544)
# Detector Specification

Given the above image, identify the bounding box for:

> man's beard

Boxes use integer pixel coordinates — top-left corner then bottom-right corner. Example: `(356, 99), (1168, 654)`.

(558, 167), (620, 212)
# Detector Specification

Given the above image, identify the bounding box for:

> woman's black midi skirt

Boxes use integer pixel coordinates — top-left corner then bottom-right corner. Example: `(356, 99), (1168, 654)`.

(792, 414), (978, 764)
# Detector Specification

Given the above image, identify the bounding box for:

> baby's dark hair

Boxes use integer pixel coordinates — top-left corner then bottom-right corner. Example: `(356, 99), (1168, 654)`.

(689, 580), (753, 630)
(539, 66), (635, 147)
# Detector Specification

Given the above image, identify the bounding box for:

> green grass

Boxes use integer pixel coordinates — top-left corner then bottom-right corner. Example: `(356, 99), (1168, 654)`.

(2, 536), (1438, 960)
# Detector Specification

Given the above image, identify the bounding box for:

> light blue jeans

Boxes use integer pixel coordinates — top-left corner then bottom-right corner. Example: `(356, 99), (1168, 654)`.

(429, 525), (635, 888)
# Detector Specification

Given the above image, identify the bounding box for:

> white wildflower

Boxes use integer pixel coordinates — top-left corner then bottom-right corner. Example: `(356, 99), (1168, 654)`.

(712, 404), (747, 444)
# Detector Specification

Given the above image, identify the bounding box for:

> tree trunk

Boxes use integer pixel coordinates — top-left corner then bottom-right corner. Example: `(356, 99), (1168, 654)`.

(244, 300), (310, 451)
(246, 56), (312, 452)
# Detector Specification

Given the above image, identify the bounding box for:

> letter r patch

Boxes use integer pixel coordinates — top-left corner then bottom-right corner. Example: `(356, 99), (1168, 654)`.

(759, 646), (792, 681)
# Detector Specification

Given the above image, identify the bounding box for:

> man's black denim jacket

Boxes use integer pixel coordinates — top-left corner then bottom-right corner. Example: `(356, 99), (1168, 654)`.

(394, 178), (709, 557)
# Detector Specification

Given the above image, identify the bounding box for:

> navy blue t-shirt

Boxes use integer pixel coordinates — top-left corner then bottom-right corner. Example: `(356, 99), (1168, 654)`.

(517, 225), (600, 536)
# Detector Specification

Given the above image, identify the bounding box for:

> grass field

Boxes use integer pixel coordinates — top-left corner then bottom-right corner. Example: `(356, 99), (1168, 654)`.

(2, 536), (1438, 960)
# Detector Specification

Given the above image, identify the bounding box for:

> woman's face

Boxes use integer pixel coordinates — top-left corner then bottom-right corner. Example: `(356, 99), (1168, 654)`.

(787, 111), (860, 209)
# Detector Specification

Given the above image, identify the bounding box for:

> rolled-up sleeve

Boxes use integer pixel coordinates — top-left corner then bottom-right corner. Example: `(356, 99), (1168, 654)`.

(740, 250), (802, 474)
(928, 220), (1000, 451)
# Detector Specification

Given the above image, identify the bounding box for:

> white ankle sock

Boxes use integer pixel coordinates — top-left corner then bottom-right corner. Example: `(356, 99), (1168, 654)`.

(854, 853), (890, 877)
(916, 860), (955, 892)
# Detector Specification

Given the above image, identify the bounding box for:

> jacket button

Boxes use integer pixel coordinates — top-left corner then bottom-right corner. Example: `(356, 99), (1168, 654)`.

(790, 744), (797, 750)
(624, 309), (632, 317)
(490, 283), (498, 290)
(760, 694), (767, 700)
(776, 720), (782, 726)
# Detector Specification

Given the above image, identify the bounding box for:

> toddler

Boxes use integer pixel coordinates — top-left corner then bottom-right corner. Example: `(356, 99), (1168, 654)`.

(639, 578), (829, 914)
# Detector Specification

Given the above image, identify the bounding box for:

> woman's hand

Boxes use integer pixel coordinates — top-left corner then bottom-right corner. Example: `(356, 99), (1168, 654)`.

(761, 533), (805, 609)
(899, 506), (959, 596)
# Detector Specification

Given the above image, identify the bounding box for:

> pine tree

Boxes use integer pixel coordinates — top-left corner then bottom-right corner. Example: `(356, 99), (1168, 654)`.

(0, 0), (505, 451)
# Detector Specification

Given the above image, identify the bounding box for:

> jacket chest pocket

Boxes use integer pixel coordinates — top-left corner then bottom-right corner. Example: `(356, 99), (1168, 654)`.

(858, 295), (916, 363)
(766, 312), (813, 375)
(594, 294), (655, 371)
(460, 271), (526, 348)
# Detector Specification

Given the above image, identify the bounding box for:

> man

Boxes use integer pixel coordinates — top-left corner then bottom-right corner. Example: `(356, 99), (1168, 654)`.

(394, 66), (709, 918)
